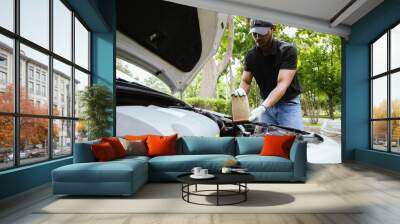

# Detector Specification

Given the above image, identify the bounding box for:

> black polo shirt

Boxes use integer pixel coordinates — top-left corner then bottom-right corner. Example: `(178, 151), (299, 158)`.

(244, 39), (302, 101)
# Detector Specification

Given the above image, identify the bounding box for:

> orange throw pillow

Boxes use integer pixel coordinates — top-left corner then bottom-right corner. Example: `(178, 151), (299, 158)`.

(146, 134), (177, 157)
(124, 135), (149, 142)
(101, 137), (127, 158)
(259, 135), (296, 159)
(91, 142), (117, 161)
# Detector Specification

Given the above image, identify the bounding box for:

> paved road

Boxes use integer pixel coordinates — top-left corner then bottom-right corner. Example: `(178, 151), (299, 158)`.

(307, 133), (341, 164)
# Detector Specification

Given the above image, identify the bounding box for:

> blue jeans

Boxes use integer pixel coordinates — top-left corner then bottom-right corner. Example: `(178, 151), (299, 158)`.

(258, 96), (304, 131)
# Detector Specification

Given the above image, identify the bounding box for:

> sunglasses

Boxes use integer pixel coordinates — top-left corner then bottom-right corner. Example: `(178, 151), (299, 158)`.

(252, 33), (267, 38)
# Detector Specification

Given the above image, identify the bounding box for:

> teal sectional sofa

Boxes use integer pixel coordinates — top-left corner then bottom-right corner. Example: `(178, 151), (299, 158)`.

(52, 136), (307, 196)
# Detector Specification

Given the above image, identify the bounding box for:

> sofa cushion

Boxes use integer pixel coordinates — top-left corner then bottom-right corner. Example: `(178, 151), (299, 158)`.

(119, 138), (147, 156)
(260, 135), (296, 159)
(236, 155), (293, 172)
(115, 155), (150, 163)
(101, 137), (127, 158)
(177, 137), (235, 155)
(124, 135), (149, 142)
(147, 134), (177, 157)
(53, 159), (147, 183)
(148, 154), (235, 172)
(235, 137), (264, 155)
(73, 139), (101, 163)
(91, 142), (118, 161)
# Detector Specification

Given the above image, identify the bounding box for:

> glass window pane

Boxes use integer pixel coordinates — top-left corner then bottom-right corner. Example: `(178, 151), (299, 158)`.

(20, 0), (49, 49)
(0, 0), (14, 31)
(391, 72), (400, 118)
(391, 120), (400, 153)
(372, 121), (388, 151)
(372, 77), (387, 119)
(0, 34), (14, 112)
(391, 24), (400, 70)
(74, 69), (89, 118)
(53, 119), (72, 158)
(75, 120), (88, 143)
(372, 33), (387, 76)
(74, 18), (89, 70)
(53, 59), (72, 117)
(0, 116), (14, 170)
(20, 117), (49, 165)
(116, 58), (172, 94)
(20, 44), (49, 115)
(53, 0), (72, 60)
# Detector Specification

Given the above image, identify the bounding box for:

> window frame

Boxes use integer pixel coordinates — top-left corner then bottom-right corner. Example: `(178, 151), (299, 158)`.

(370, 20), (400, 154)
(0, 0), (92, 171)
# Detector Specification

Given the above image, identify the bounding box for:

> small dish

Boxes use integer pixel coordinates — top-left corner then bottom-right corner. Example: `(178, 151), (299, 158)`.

(190, 174), (215, 179)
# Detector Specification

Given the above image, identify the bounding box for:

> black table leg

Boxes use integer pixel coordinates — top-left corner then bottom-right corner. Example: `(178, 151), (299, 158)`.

(188, 184), (190, 202)
(179, 181), (252, 206)
(217, 184), (219, 206)
(245, 183), (247, 201)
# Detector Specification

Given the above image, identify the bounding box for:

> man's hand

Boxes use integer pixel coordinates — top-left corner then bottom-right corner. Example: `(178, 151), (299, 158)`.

(249, 105), (266, 122)
(232, 88), (246, 97)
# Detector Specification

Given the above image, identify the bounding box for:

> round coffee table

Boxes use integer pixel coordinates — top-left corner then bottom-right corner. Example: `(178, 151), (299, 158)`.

(177, 173), (255, 206)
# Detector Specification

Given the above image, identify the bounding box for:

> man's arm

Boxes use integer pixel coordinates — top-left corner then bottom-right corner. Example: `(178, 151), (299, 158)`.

(239, 70), (253, 95)
(261, 69), (296, 108)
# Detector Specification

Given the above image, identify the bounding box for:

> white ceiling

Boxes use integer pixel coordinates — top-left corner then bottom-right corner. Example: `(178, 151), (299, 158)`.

(227, 0), (352, 21)
(164, 0), (384, 38)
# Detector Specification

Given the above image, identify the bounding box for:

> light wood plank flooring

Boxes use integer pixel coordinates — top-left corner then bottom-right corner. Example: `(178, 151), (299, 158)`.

(1, 162), (400, 224)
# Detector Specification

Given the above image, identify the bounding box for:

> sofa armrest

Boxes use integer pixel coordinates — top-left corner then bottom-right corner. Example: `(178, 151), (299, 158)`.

(73, 140), (100, 163)
(289, 140), (307, 181)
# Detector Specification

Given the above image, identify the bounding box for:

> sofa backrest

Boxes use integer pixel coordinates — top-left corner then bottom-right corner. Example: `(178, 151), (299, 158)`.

(73, 139), (100, 163)
(235, 137), (264, 155)
(177, 136), (236, 155)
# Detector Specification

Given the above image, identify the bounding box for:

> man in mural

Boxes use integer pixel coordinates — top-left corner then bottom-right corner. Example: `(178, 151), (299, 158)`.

(233, 19), (303, 131)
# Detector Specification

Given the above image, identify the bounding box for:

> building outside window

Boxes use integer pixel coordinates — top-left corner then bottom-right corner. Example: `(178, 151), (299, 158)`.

(41, 85), (46, 97)
(28, 81), (34, 94)
(371, 23), (400, 154)
(28, 66), (34, 80)
(54, 88), (58, 104)
(0, 54), (6, 67)
(36, 83), (40, 95)
(0, 0), (91, 170)
(35, 70), (40, 81)
(0, 54), (7, 88)
(41, 73), (46, 83)
(0, 71), (6, 85)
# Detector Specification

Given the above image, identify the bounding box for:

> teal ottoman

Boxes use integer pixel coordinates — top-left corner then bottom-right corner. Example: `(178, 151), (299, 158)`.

(52, 157), (148, 196)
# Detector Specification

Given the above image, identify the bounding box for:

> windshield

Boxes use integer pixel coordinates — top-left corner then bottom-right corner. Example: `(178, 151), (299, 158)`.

(116, 58), (172, 95)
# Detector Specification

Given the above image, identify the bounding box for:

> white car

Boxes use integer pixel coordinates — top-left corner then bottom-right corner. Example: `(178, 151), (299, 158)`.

(114, 0), (326, 142)
(116, 0), (228, 137)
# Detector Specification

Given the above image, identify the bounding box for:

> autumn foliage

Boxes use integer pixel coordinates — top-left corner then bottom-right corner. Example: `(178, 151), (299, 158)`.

(372, 99), (400, 141)
(0, 85), (59, 149)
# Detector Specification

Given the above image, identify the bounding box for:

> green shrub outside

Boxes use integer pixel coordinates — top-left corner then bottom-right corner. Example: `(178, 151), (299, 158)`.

(185, 97), (231, 115)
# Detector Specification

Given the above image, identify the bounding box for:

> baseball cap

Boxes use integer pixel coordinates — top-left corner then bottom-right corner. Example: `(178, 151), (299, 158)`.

(250, 19), (273, 35)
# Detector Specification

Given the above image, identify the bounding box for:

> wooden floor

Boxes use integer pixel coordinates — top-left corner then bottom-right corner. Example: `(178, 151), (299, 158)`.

(1, 162), (400, 224)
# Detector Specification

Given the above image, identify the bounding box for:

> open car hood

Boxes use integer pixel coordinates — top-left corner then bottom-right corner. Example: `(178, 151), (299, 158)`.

(116, 0), (227, 92)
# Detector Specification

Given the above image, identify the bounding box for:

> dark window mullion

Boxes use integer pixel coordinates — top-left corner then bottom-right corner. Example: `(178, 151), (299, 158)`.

(370, 45), (373, 149)
(14, 0), (20, 167)
(388, 30), (391, 152)
(49, 0), (53, 160)
(0, 26), (17, 40)
(71, 10), (76, 154)
(372, 118), (398, 121)
(74, 64), (90, 74)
